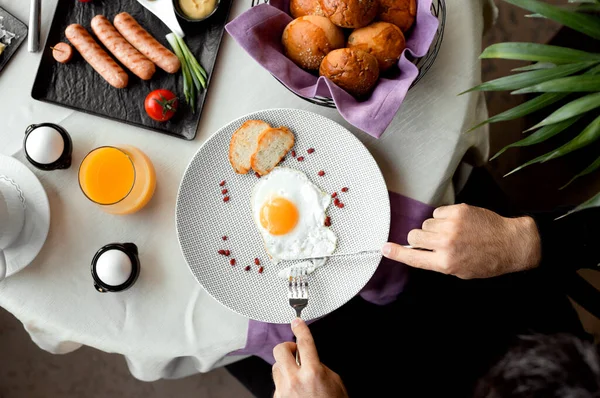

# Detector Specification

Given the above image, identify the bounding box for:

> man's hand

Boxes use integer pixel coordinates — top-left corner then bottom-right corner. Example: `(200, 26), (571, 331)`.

(272, 318), (348, 398)
(381, 204), (542, 279)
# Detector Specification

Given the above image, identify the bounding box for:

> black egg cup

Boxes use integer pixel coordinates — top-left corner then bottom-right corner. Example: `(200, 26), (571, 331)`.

(23, 123), (73, 171)
(91, 243), (140, 293)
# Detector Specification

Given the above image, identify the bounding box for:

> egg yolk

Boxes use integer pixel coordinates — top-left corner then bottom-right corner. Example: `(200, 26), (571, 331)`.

(260, 197), (299, 235)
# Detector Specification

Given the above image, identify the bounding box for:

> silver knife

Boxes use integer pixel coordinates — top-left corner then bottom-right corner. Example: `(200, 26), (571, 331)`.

(28, 0), (41, 52)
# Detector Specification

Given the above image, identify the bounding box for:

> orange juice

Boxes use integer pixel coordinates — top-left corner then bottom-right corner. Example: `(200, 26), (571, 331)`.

(79, 146), (156, 215)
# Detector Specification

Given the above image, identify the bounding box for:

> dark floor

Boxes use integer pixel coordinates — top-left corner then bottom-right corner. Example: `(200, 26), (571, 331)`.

(2, 1), (600, 397)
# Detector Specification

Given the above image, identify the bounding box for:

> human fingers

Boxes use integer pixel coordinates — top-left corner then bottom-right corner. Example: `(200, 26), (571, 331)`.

(422, 218), (449, 232)
(273, 342), (299, 371)
(291, 318), (320, 367)
(381, 243), (439, 271)
(407, 229), (441, 250)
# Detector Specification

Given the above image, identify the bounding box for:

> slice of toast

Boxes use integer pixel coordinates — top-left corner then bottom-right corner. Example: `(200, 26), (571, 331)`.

(229, 120), (271, 174)
(251, 127), (295, 176)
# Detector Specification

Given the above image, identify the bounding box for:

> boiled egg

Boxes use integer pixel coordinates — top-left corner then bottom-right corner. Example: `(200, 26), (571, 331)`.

(24, 125), (65, 165)
(95, 249), (133, 287)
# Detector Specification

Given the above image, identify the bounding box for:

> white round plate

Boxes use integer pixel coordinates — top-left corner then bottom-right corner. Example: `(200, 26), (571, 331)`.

(0, 155), (50, 277)
(176, 109), (390, 323)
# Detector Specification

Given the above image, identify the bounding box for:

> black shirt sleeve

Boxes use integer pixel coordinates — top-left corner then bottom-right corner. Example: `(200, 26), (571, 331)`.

(532, 207), (600, 272)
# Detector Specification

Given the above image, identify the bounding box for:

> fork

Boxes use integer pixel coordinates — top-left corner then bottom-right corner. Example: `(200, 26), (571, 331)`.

(288, 268), (308, 365)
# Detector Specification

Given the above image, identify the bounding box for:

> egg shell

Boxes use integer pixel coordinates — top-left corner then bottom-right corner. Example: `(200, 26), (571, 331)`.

(25, 126), (65, 164)
(95, 249), (133, 287)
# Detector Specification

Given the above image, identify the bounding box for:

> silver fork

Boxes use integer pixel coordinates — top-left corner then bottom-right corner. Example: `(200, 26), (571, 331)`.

(288, 268), (308, 365)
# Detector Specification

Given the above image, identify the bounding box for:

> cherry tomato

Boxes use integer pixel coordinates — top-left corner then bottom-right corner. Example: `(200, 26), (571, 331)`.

(144, 89), (178, 122)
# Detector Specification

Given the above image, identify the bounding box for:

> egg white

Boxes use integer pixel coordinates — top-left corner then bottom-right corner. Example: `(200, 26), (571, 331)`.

(251, 167), (337, 263)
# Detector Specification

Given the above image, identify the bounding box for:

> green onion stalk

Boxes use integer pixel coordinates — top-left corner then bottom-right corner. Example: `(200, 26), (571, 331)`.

(166, 33), (208, 112)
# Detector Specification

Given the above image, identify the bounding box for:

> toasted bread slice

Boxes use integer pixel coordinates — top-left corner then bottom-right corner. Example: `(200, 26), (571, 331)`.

(251, 127), (295, 176)
(229, 120), (271, 174)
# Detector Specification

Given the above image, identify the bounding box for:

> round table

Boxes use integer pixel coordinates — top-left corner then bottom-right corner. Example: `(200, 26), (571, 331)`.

(0, 0), (493, 381)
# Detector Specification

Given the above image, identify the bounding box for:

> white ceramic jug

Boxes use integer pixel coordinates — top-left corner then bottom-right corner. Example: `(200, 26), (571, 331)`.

(0, 175), (26, 281)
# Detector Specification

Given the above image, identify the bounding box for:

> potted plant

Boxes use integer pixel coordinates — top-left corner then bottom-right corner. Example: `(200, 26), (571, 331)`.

(466, 0), (600, 217)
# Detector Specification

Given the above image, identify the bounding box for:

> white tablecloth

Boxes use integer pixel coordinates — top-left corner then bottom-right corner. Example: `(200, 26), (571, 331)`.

(0, 0), (492, 381)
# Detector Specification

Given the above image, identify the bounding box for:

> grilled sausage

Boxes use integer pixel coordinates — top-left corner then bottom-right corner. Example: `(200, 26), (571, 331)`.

(51, 42), (73, 64)
(65, 24), (128, 88)
(113, 12), (180, 74)
(91, 15), (155, 81)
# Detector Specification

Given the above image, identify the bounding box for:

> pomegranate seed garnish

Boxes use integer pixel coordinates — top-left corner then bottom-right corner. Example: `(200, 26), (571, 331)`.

(244, 266), (251, 271)
(281, 157), (286, 162)
(255, 172), (261, 178)
(224, 250), (230, 256)
(331, 192), (337, 198)
(254, 258), (260, 265)
(222, 236), (227, 240)
(297, 156), (304, 162)
(338, 202), (345, 208)
(292, 150), (296, 158)
(318, 170), (325, 177)
(307, 148), (315, 154)
(324, 216), (331, 227)
(334, 198), (340, 206)
(223, 196), (230, 202)
(218, 250), (226, 255)
(230, 259), (236, 266)
(221, 189), (228, 195)
(341, 187), (349, 192)
(258, 266), (264, 274)
(219, 180), (226, 186)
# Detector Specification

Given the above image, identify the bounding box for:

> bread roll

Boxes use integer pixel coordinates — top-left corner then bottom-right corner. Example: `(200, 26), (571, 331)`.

(319, 0), (378, 28)
(290, 0), (325, 18)
(319, 48), (379, 97)
(282, 16), (345, 70)
(378, 0), (417, 32)
(348, 22), (405, 71)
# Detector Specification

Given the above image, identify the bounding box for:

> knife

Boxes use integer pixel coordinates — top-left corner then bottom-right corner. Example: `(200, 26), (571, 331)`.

(28, 0), (41, 52)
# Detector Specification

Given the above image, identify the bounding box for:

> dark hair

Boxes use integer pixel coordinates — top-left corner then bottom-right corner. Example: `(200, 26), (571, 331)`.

(475, 334), (600, 398)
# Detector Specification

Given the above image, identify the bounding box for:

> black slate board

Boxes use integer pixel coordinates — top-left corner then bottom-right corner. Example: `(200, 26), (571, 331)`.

(31, 0), (232, 140)
(0, 6), (28, 73)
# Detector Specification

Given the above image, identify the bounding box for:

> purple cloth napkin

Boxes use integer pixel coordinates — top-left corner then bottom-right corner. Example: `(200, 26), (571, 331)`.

(230, 191), (434, 364)
(225, 0), (438, 138)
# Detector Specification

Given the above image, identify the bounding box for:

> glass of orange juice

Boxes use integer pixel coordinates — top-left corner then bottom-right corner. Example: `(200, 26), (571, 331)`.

(78, 146), (156, 215)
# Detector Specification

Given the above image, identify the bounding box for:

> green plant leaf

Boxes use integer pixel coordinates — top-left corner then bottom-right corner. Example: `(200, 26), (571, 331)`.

(527, 92), (600, 130)
(543, 113), (600, 162)
(480, 43), (600, 64)
(466, 93), (569, 133)
(512, 75), (600, 94)
(568, 0), (599, 4)
(561, 155), (600, 189)
(512, 62), (556, 72)
(504, 114), (600, 176)
(577, 4), (600, 11)
(461, 62), (595, 94)
(525, 13), (546, 17)
(504, 0), (600, 40)
(556, 190), (600, 219)
(491, 116), (581, 160)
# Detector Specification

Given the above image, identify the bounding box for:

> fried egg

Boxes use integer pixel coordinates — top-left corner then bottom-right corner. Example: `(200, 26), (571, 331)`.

(251, 167), (337, 263)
